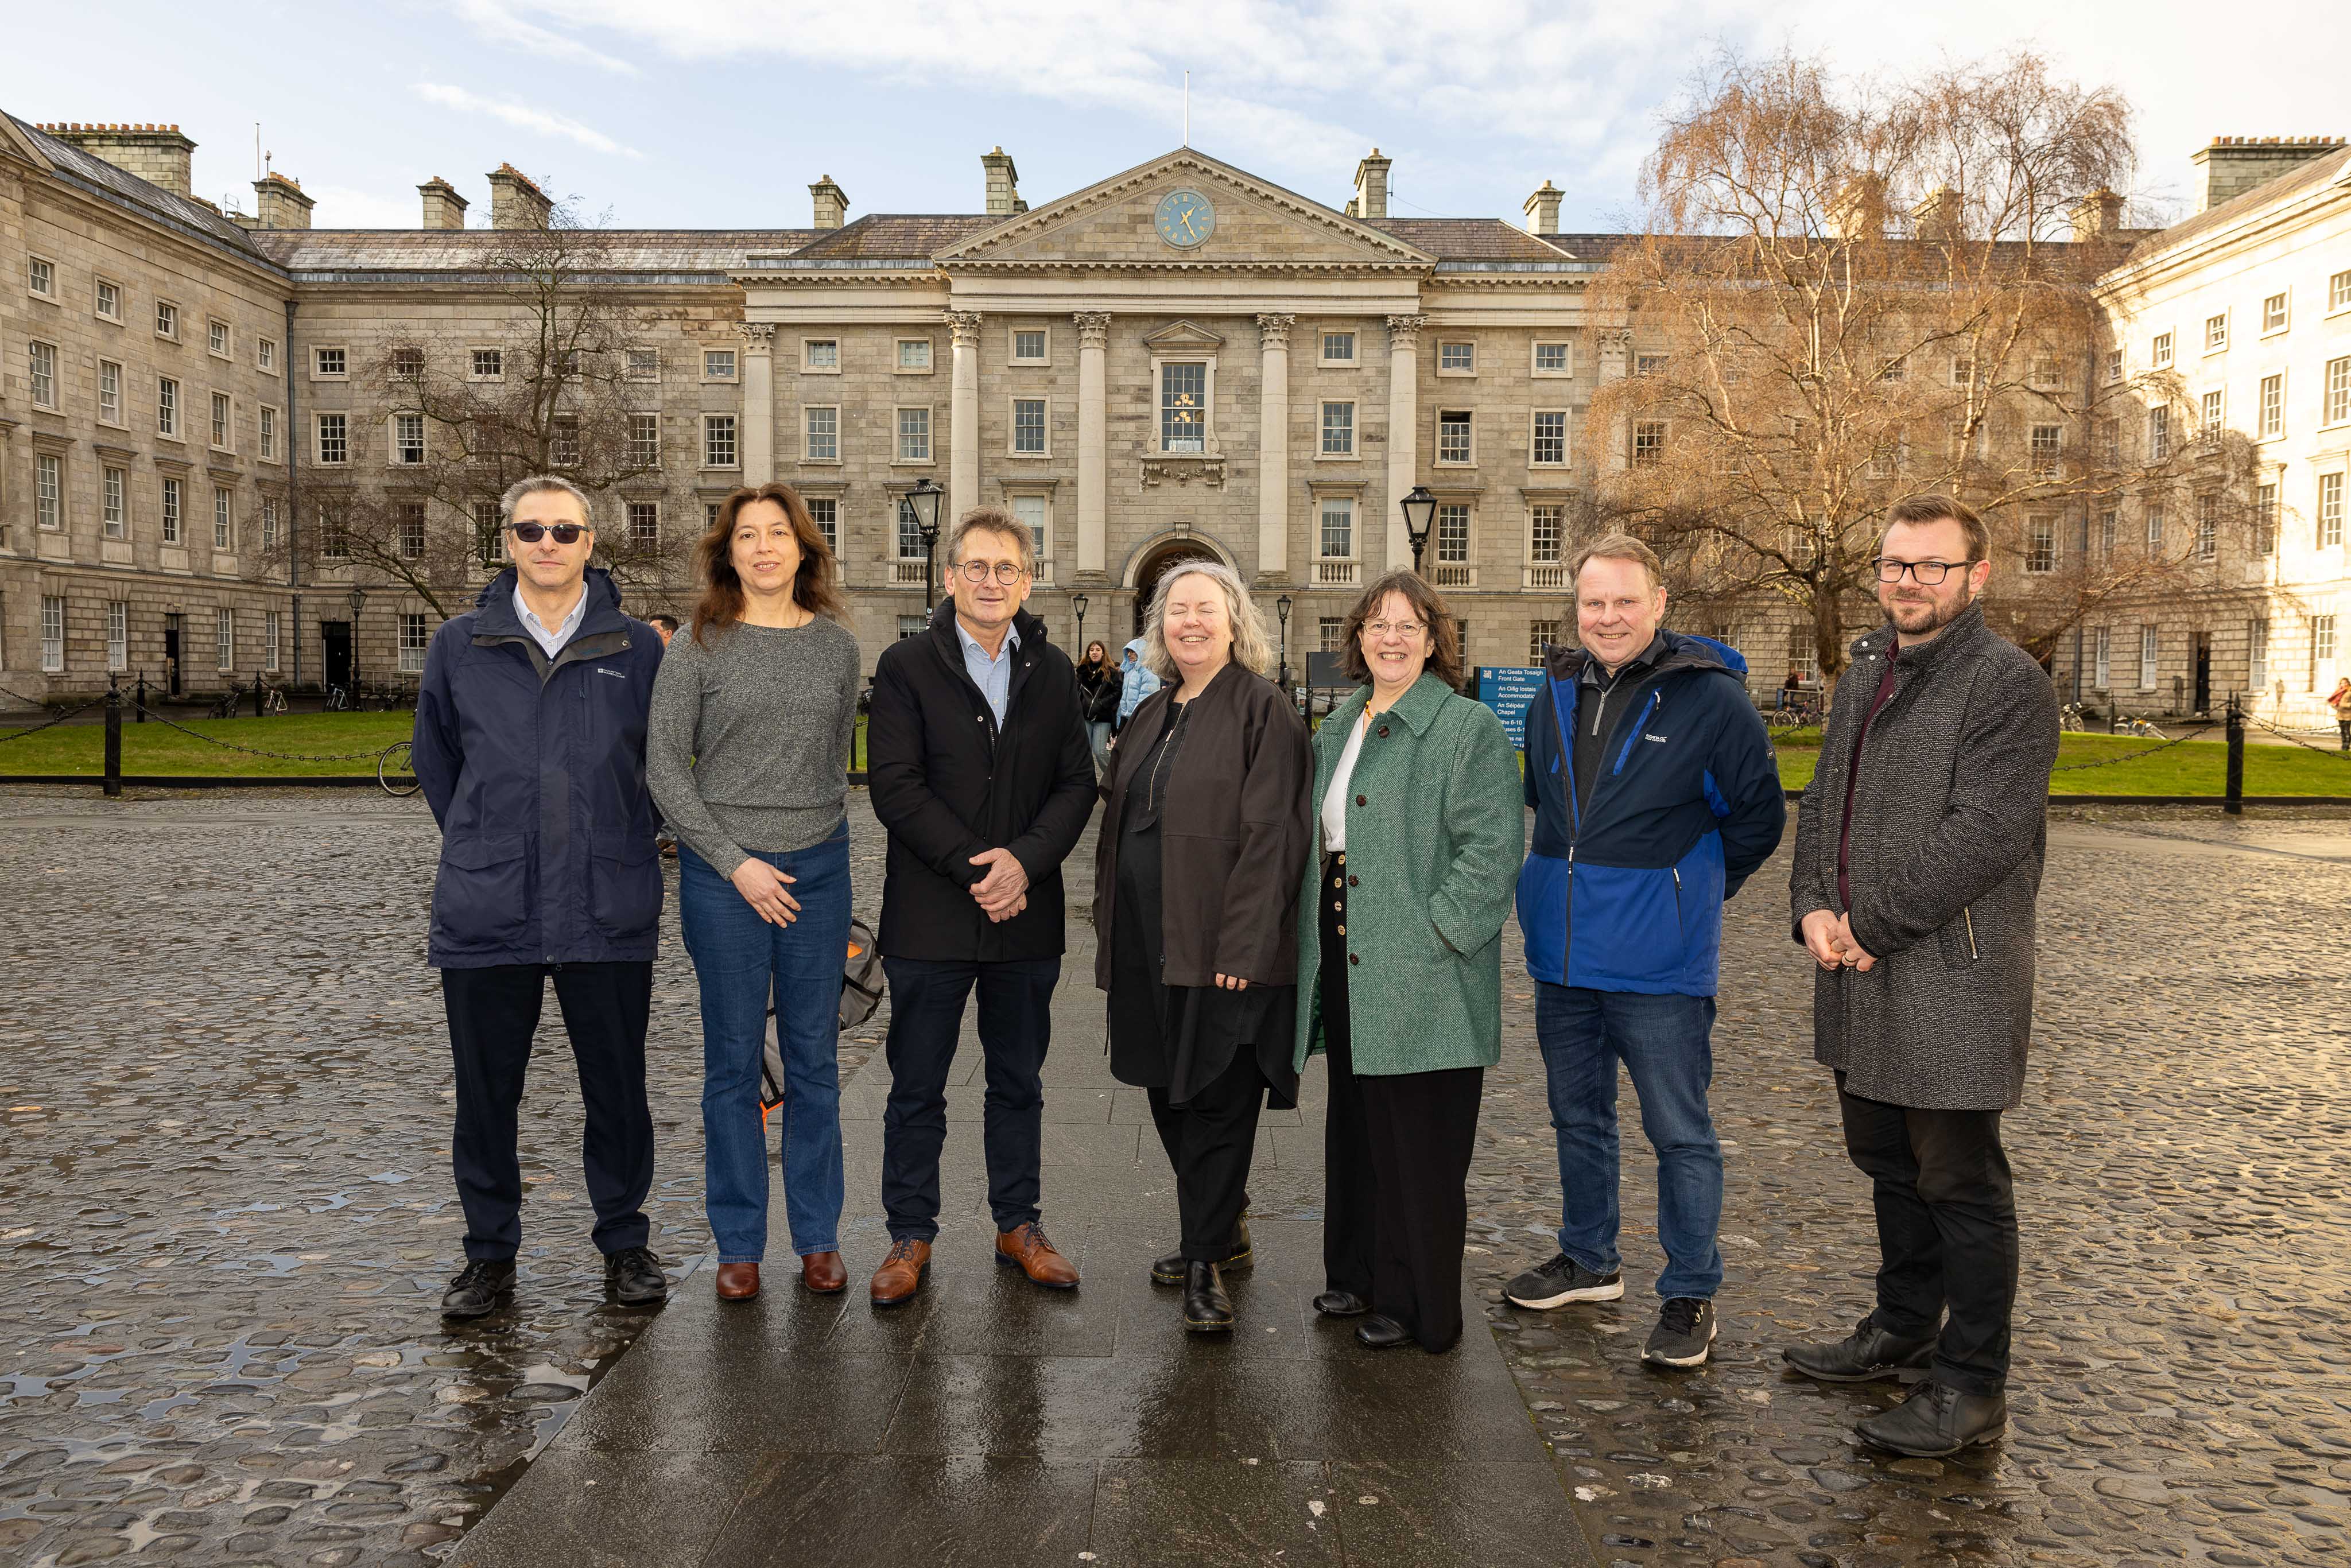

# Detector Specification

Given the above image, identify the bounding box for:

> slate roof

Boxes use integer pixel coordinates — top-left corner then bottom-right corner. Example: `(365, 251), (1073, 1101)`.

(250, 229), (820, 274)
(786, 215), (1003, 261)
(7, 114), (269, 265)
(2126, 144), (2351, 264)
(1367, 218), (1573, 261)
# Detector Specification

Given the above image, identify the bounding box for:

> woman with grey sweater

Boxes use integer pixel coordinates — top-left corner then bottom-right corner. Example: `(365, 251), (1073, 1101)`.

(646, 484), (862, 1303)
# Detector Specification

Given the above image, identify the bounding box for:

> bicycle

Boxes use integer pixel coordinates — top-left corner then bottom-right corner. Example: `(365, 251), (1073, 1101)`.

(377, 740), (421, 798)
(325, 684), (352, 712)
(259, 682), (289, 717)
(2059, 702), (2089, 733)
(2111, 712), (2166, 739)
(207, 687), (243, 720)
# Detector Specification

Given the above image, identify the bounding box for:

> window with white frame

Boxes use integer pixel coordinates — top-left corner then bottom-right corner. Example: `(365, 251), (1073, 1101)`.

(1949, 356), (1974, 387)
(2030, 354), (2061, 390)
(1161, 363), (1206, 452)
(27, 255), (55, 297)
(1632, 421), (1667, 467)
(627, 501), (658, 543)
(257, 336), (276, 374)
(214, 488), (234, 550)
(157, 375), (179, 437)
(1528, 620), (1559, 663)
(214, 608), (234, 671)
(2249, 619), (2269, 688)
(1438, 341), (1475, 374)
(896, 339), (932, 372)
(1784, 626), (1819, 682)
(2098, 507), (2116, 556)
(2148, 405), (2170, 460)
(107, 601), (127, 673)
(704, 413), (738, 468)
(2205, 313), (2228, 352)
(550, 414), (580, 468)
(97, 358), (123, 424)
(261, 497), (280, 550)
(316, 412), (348, 464)
(103, 467), (126, 538)
(399, 612), (429, 674)
(208, 319), (230, 358)
(471, 347), (503, 381)
(626, 347), (660, 382)
(1011, 328), (1047, 364)
(161, 477), (187, 543)
(1636, 353), (1670, 378)
(2151, 331), (2172, 368)
(2139, 624), (2160, 689)
(2326, 356), (2351, 425)
(1533, 340), (1572, 375)
(2321, 473), (2345, 549)
(2263, 292), (2288, 335)
(1318, 497), (1354, 560)
(804, 405), (839, 461)
(212, 391), (232, 449)
(897, 614), (925, 640)
(2260, 374), (2284, 439)
(471, 499), (499, 564)
(1529, 503), (1563, 563)
(320, 503), (349, 560)
(95, 278), (121, 321)
(703, 348), (736, 382)
(156, 300), (178, 339)
(1320, 401), (1353, 456)
(259, 405), (277, 460)
(2097, 418), (2119, 465)
(395, 502), (425, 558)
(2030, 424), (2061, 476)
(2093, 626), (2110, 688)
(627, 412), (659, 468)
(1531, 410), (1568, 467)
(1010, 494), (1049, 570)
(2145, 502), (2165, 549)
(36, 453), (62, 531)
(313, 345), (345, 378)
(2256, 483), (2278, 554)
(1436, 410), (1473, 464)
(387, 344), (424, 379)
(1320, 331), (1356, 366)
(2312, 615), (2337, 689)
(41, 596), (65, 672)
(896, 407), (932, 463)
(1011, 398), (1046, 455)
(896, 495), (925, 560)
(264, 610), (281, 672)
(2195, 494), (2218, 560)
(1434, 502), (1471, 568)
(1320, 617), (1345, 654)
(27, 341), (57, 407)
(803, 338), (839, 371)
(805, 496), (838, 553)
(2201, 389), (2224, 442)
(2026, 514), (2056, 573)
(2334, 270), (2351, 313)
(2104, 348), (2124, 384)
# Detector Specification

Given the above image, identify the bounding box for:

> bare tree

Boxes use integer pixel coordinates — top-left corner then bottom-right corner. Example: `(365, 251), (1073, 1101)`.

(1586, 48), (2254, 686)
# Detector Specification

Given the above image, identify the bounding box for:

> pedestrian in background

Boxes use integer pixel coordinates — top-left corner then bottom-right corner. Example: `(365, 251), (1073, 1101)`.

(1114, 636), (1160, 739)
(864, 509), (1097, 1307)
(1504, 533), (1786, 1369)
(1783, 494), (2059, 1458)
(646, 613), (680, 646)
(411, 475), (670, 1321)
(1095, 562), (1310, 1334)
(2330, 675), (2351, 750)
(1076, 639), (1119, 775)
(1295, 571), (1522, 1353)
(647, 484), (860, 1303)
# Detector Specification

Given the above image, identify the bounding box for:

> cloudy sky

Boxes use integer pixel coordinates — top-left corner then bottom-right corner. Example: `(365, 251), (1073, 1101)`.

(12, 0), (2346, 233)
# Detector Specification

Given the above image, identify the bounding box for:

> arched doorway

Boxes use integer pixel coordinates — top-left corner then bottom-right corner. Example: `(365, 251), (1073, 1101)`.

(1130, 537), (1227, 638)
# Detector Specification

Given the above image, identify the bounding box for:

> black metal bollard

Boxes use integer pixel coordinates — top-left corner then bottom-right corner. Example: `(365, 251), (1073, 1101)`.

(252, 673), (265, 719)
(104, 688), (123, 798)
(134, 671), (148, 723)
(2224, 694), (2244, 817)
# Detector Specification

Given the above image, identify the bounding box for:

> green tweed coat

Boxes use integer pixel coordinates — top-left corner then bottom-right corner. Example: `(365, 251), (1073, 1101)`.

(1293, 673), (1526, 1077)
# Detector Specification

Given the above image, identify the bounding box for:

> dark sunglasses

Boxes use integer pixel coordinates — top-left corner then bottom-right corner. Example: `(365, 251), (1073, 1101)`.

(509, 522), (589, 544)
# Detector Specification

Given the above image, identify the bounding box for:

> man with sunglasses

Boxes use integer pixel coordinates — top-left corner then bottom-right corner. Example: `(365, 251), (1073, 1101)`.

(412, 475), (670, 1321)
(1783, 494), (2058, 1458)
(863, 507), (1097, 1305)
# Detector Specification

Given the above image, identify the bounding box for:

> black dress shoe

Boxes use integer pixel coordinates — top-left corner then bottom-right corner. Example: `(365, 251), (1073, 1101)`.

(1313, 1290), (1370, 1317)
(1855, 1377), (2007, 1457)
(1782, 1314), (1937, 1383)
(604, 1246), (668, 1307)
(1355, 1314), (1413, 1349)
(1182, 1261), (1234, 1333)
(1151, 1214), (1252, 1286)
(440, 1258), (516, 1321)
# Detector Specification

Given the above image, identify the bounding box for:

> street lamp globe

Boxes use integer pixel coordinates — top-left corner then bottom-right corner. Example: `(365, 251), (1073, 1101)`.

(1399, 486), (1438, 573)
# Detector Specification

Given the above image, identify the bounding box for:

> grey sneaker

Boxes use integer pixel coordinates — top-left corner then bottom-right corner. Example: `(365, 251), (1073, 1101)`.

(1504, 1252), (1624, 1310)
(1643, 1297), (1717, 1368)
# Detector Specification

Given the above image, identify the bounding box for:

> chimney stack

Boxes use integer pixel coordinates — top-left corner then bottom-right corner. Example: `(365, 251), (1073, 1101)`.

(250, 172), (315, 230)
(1826, 172), (1887, 239)
(418, 177), (470, 230)
(809, 174), (849, 230)
(1522, 179), (1561, 236)
(2069, 188), (2125, 242)
(486, 164), (553, 230)
(981, 148), (1024, 216)
(1913, 185), (1964, 242)
(2190, 135), (2347, 212)
(38, 122), (196, 198)
(1353, 148), (1391, 221)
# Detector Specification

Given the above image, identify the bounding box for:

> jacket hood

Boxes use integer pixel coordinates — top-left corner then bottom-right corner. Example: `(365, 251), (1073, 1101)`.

(1122, 637), (1150, 661)
(1542, 628), (1746, 686)
(471, 566), (626, 638)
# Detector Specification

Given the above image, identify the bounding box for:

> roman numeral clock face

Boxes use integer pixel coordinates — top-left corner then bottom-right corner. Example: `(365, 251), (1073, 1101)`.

(1154, 189), (1216, 249)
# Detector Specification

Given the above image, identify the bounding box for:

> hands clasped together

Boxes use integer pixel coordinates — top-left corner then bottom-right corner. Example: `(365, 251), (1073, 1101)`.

(1799, 909), (1879, 973)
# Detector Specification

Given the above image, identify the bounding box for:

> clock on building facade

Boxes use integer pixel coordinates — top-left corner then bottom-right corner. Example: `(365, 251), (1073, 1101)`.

(1154, 188), (1216, 248)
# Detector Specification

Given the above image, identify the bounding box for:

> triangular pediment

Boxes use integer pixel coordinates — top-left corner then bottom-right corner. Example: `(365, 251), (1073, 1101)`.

(936, 149), (1434, 269)
(1139, 319), (1225, 350)
(0, 116), (59, 174)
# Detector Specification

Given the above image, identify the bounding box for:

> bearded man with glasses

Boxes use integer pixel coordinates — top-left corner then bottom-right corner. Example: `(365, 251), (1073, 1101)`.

(1782, 494), (2059, 1458)
(864, 507), (1098, 1306)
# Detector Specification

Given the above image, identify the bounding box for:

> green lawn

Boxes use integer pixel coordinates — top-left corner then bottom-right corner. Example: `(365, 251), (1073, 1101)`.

(1772, 727), (2351, 796)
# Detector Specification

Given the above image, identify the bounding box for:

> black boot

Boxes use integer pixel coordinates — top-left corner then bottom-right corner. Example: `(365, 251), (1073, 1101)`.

(603, 1246), (669, 1308)
(1181, 1261), (1233, 1333)
(1781, 1315), (1937, 1383)
(440, 1258), (516, 1321)
(1354, 1314), (1413, 1349)
(1313, 1290), (1370, 1317)
(1151, 1212), (1252, 1286)
(1855, 1377), (2007, 1457)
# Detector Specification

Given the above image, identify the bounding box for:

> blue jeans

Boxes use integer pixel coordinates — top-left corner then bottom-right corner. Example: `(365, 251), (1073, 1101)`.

(1087, 720), (1114, 777)
(678, 825), (851, 1263)
(1535, 983), (1724, 1301)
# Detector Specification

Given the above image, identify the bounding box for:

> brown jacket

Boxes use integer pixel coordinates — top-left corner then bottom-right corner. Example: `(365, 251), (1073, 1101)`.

(1092, 662), (1313, 991)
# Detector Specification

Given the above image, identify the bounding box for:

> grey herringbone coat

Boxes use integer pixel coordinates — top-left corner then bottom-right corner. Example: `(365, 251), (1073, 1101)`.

(1790, 602), (2060, 1110)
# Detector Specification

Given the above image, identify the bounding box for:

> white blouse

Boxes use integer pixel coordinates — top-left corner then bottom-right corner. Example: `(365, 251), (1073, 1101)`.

(1319, 710), (1370, 851)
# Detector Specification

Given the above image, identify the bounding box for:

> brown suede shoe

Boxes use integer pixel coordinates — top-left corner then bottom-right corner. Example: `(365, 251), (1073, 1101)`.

(715, 1262), (760, 1301)
(995, 1221), (1080, 1289)
(800, 1251), (846, 1294)
(869, 1239), (930, 1307)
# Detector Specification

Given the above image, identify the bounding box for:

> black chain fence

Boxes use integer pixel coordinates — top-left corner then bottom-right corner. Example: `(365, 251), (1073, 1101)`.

(125, 701), (394, 763)
(2248, 715), (2351, 761)
(0, 696), (107, 746)
(2049, 723), (2218, 773)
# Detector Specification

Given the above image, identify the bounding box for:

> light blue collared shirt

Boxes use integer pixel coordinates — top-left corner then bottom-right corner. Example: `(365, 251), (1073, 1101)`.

(956, 618), (1021, 728)
(514, 582), (588, 658)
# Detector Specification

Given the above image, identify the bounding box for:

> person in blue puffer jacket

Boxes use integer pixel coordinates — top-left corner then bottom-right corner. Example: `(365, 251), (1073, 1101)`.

(1502, 533), (1785, 1371)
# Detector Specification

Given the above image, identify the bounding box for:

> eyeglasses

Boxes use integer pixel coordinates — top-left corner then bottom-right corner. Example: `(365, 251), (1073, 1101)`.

(1364, 619), (1425, 639)
(1873, 558), (1968, 585)
(509, 522), (589, 545)
(956, 560), (1029, 585)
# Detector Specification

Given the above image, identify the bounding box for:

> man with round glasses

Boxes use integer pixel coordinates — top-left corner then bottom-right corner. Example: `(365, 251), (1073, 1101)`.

(1784, 494), (2059, 1457)
(412, 474), (671, 1321)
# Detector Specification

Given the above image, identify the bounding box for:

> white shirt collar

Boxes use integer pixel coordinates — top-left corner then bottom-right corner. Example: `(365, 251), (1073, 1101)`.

(514, 581), (589, 657)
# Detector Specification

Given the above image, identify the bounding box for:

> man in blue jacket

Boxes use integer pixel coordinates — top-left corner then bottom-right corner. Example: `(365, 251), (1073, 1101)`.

(1504, 533), (1786, 1368)
(410, 475), (670, 1321)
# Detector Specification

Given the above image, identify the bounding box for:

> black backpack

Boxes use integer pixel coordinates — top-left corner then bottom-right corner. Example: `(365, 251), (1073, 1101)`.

(761, 917), (884, 1116)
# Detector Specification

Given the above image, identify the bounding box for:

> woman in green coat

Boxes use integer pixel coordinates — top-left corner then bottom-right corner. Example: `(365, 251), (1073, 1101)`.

(1294, 570), (1524, 1352)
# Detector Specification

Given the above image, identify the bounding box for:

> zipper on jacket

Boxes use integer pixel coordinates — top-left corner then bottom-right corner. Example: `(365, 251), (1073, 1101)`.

(1612, 692), (1662, 775)
(1962, 906), (1978, 960)
(1671, 865), (1682, 927)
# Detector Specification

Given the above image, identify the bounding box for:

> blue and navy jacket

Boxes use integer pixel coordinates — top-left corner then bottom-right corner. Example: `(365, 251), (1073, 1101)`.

(1515, 631), (1786, 995)
(411, 567), (666, 968)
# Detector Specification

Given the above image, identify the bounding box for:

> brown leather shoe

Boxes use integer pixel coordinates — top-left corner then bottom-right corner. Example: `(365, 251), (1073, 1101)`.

(995, 1221), (1080, 1289)
(715, 1262), (760, 1301)
(800, 1251), (846, 1294)
(869, 1239), (930, 1306)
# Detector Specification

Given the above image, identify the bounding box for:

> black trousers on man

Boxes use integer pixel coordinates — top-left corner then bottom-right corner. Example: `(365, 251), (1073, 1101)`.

(1147, 1053), (1268, 1263)
(1836, 1073), (2017, 1395)
(441, 961), (655, 1262)
(879, 955), (1058, 1243)
(1320, 855), (1484, 1353)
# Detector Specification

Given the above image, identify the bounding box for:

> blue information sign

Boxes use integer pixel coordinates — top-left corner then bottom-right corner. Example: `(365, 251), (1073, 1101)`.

(1477, 665), (1549, 749)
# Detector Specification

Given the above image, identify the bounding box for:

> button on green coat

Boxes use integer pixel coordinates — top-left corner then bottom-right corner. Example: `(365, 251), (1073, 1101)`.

(1293, 673), (1527, 1077)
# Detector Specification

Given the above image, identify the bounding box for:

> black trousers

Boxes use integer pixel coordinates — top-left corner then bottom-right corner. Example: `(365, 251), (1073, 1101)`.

(879, 955), (1059, 1243)
(1147, 1051), (1268, 1263)
(440, 961), (655, 1262)
(1837, 1073), (2017, 1395)
(1320, 852), (1484, 1352)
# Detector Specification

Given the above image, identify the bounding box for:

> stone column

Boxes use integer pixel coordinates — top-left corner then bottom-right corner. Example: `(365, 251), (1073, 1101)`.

(1255, 314), (1293, 581)
(947, 310), (985, 517)
(1384, 314), (1425, 569)
(1073, 312), (1111, 578)
(1596, 328), (1632, 476)
(736, 323), (776, 485)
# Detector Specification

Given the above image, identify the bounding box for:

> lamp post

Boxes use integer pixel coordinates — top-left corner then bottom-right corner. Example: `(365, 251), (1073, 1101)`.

(347, 585), (368, 703)
(906, 478), (946, 610)
(1400, 485), (1438, 575)
(1071, 592), (1089, 655)
(1274, 592), (1293, 697)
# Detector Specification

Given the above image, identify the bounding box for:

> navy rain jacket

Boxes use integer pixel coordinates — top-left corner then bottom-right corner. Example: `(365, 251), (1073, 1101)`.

(410, 567), (666, 968)
(1515, 631), (1786, 995)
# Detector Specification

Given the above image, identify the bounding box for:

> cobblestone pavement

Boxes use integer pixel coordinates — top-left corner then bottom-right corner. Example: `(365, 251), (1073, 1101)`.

(4, 789), (2349, 1567)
